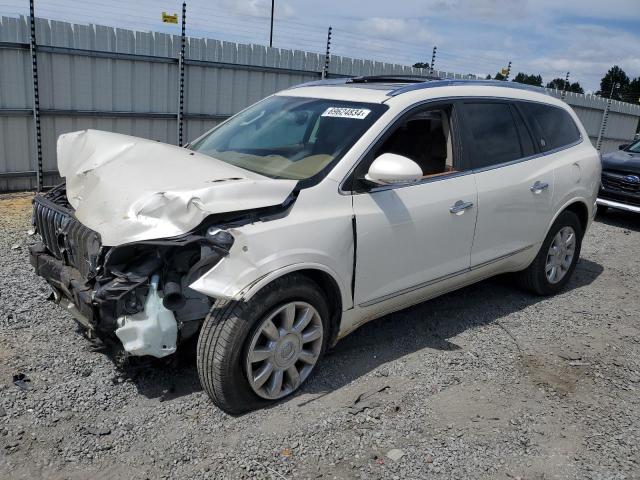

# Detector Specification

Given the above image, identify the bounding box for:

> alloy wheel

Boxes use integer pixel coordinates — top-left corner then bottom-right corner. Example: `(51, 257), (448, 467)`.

(245, 301), (323, 400)
(545, 226), (576, 284)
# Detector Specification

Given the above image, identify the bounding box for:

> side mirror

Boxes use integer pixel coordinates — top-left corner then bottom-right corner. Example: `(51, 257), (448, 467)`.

(618, 144), (629, 150)
(365, 153), (423, 186)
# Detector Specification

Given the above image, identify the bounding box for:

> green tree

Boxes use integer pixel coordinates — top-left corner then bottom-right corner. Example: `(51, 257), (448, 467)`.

(546, 78), (584, 94)
(569, 82), (584, 94)
(598, 66), (630, 100)
(493, 72), (506, 81)
(412, 62), (431, 69)
(621, 77), (640, 105)
(512, 72), (543, 87)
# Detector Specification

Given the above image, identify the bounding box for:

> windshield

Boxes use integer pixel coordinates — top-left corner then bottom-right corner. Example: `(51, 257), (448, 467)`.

(190, 96), (387, 180)
(628, 139), (640, 153)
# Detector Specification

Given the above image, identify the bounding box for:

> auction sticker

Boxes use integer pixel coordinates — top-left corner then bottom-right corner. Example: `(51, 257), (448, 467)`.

(321, 107), (371, 119)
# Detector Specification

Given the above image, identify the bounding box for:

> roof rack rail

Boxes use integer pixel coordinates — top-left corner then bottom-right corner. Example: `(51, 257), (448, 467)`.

(287, 75), (440, 90)
(388, 79), (549, 96)
(348, 75), (441, 84)
(288, 77), (351, 89)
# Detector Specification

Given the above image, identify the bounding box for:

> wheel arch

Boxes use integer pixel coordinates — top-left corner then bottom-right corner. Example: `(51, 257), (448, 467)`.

(239, 264), (347, 347)
(291, 269), (343, 348)
(550, 199), (590, 235)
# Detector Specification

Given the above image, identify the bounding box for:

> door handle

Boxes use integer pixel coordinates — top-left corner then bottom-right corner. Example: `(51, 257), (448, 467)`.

(450, 200), (474, 215)
(530, 181), (549, 194)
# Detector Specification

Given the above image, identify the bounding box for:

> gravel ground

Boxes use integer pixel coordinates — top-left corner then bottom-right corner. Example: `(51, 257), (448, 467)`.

(1, 192), (639, 480)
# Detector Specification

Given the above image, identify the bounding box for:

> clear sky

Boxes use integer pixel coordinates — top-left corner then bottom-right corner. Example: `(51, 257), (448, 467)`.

(1, 0), (639, 92)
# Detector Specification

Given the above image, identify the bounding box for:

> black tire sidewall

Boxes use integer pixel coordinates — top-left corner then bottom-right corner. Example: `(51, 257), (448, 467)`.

(200, 275), (330, 413)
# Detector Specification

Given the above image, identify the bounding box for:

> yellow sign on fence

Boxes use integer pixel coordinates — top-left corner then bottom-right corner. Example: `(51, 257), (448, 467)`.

(162, 12), (178, 24)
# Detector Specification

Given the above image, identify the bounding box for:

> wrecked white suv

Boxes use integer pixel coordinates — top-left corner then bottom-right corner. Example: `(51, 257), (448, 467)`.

(30, 77), (600, 413)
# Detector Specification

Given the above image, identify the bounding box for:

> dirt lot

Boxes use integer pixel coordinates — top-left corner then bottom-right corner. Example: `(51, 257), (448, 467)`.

(0, 192), (639, 480)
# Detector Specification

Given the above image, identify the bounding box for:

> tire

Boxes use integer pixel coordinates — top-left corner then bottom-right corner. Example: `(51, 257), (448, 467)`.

(516, 210), (583, 296)
(196, 273), (330, 414)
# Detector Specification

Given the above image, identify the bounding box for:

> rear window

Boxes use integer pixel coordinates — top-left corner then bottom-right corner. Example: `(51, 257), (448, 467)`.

(519, 102), (581, 151)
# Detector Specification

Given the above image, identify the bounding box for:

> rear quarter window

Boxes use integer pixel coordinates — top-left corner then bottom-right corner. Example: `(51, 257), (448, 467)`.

(519, 102), (581, 151)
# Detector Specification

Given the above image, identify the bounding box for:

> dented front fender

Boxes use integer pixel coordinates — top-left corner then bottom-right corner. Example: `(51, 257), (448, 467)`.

(188, 186), (355, 309)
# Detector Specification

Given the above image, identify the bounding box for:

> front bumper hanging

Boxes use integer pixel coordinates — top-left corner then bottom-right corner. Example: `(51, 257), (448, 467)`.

(29, 242), (96, 327)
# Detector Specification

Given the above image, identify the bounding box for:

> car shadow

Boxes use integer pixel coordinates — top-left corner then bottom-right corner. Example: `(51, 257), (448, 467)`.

(115, 336), (203, 402)
(596, 208), (640, 232)
(299, 257), (603, 398)
(124, 258), (604, 405)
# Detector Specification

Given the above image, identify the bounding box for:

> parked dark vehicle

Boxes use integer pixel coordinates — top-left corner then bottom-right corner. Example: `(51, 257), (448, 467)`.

(597, 139), (640, 214)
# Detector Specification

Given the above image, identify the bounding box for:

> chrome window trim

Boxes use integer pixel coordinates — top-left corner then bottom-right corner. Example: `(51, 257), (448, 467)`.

(358, 245), (533, 308)
(338, 96), (583, 195)
(356, 170), (475, 195)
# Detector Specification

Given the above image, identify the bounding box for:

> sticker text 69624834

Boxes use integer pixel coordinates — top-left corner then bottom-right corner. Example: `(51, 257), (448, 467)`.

(321, 107), (371, 120)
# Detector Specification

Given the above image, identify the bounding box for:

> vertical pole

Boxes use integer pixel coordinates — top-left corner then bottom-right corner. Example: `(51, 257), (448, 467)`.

(321, 26), (332, 80)
(29, 0), (43, 192)
(561, 71), (570, 100)
(269, 0), (274, 47)
(596, 82), (618, 151)
(177, 1), (186, 147)
(429, 46), (437, 76)
(504, 61), (512, 81)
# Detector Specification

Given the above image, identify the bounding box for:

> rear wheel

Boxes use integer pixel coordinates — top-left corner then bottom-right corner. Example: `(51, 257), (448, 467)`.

(196, 274), (330, 414)
(516, 210), (583, 295)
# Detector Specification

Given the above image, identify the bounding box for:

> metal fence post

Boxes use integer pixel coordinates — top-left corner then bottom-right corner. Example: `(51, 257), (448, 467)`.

(321, 26), (332, 79)
(177, 1), (186, 147)
(561, 71), (570, 100)
(596, 82), (618, 151)
(596, 101), (611, 151)
(429, 46), (437, 76)
(29, 0), (43, 191)
(269, 0), (274, 47)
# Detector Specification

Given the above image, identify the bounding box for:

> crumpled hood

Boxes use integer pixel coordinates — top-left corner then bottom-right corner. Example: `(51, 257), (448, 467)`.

(58, 130), (297, 246)
(601, 149), (640, 172)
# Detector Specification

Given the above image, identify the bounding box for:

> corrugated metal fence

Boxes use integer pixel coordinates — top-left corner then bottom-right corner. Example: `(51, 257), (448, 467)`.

(1, 15), (639, 192)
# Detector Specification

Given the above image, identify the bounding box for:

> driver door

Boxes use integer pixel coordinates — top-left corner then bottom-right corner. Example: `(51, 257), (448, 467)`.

(351, 103), (478, 307)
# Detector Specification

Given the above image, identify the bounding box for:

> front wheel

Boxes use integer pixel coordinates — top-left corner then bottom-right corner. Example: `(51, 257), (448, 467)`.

(196, 274), (330, 414)
(516, 210), (583, 295)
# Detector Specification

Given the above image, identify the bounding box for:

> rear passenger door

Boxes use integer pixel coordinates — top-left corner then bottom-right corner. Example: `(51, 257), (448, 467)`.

(460, 100), (554, 268)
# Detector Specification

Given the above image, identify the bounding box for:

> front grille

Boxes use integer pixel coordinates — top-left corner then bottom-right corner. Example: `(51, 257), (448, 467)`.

(601, 170), (640, 194)
(32, 189), (102, 279)
(598, 189), (640, 206)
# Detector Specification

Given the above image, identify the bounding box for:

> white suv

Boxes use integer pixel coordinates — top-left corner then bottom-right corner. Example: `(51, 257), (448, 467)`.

(30, 77), (600, 413)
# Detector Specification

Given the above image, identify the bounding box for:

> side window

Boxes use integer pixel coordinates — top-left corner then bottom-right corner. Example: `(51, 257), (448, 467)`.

(372, 105), (459, 177)
(462, 102), (523, 168)
(519, 102), (581, 151)
(511, 105), (536, 158)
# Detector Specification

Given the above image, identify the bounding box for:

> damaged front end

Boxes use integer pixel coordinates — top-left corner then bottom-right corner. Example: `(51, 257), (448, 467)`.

(30, 183), (235, 358)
